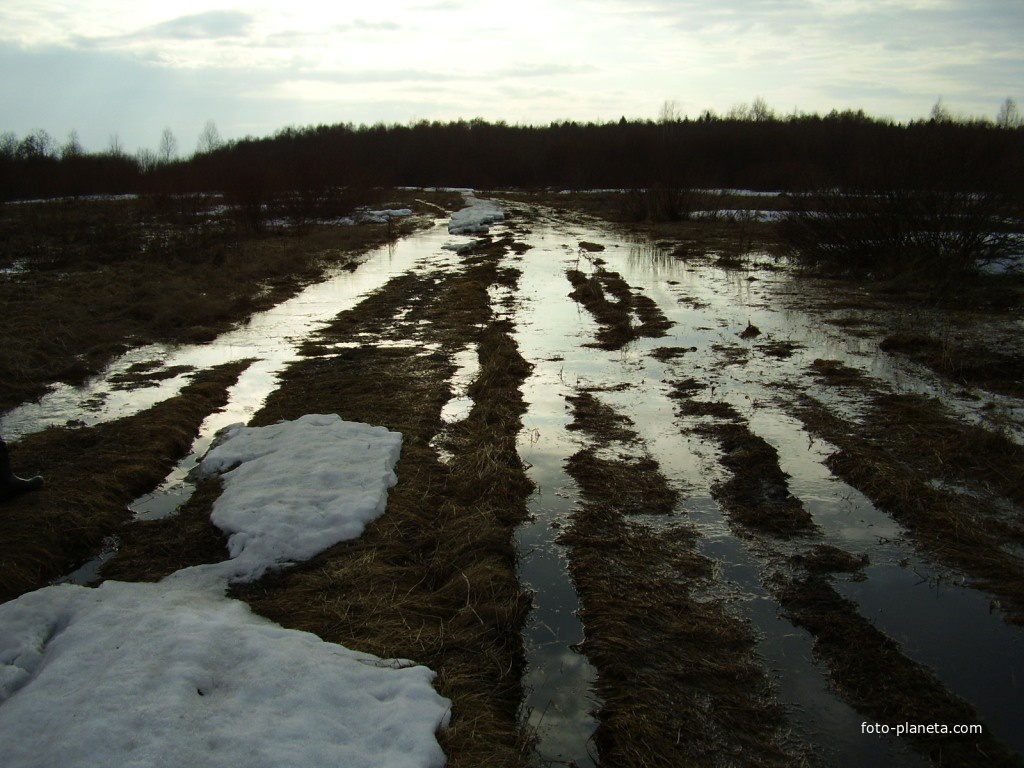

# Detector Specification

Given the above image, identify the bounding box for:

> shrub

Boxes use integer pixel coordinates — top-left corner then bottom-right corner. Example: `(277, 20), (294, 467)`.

(779, 186), (1023, 282)
(619, 186), (693, 223)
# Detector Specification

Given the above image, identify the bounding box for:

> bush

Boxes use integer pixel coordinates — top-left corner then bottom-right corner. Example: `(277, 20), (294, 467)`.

(779, 187), (1023, 282)
(619, 186), (694, 223)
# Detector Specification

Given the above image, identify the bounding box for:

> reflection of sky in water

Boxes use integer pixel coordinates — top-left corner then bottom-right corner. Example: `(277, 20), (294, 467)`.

(11, 204), (1022, 764)
(1, 222), (455, 440)
(509, 212), (1019, 766)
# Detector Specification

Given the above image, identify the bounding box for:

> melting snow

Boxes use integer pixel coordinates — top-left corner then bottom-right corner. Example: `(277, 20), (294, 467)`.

(448, 192), (504, 235)
(0, 414), (451, 768)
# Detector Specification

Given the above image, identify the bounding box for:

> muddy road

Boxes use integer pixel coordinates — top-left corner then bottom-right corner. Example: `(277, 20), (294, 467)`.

(2, 194), (1022, 767)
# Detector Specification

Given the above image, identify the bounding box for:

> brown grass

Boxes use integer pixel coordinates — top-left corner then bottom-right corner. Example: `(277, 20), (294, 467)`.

(0, 361), (250, 603)
(565, 390), (639, 443)
(0, 191), (451, 411)
(809, 358), (868, 387)
(649, 345), (698, 362)
(566, 266), (673, 350)
(560, 390), (799, 766)
(696, 419), (818, 537)
(795, 393), (1024, 622)
(776, 571), (1021, 767)
(881, 333), (1024, 398)
(566, 448), (678, 516)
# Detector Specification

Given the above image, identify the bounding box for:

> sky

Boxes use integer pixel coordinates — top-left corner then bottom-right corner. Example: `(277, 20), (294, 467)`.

(1, 0), (1021, 155)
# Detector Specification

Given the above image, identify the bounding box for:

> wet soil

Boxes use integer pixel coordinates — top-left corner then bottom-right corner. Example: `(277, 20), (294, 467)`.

(2, 190), (1023, 767)
(105, 234), (537, 767)
(0, 360), (250, 602)
(0, 191), (456, 411)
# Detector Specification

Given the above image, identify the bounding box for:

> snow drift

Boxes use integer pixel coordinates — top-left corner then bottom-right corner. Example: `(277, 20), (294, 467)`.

(448, 192), (504, 235)
(0, 414), (451, 768)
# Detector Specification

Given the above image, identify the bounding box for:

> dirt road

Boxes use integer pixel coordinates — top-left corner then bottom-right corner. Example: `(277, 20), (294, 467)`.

(2, 194), (1022, 767)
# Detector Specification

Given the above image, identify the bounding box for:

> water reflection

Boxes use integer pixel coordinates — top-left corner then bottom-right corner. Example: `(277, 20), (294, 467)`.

(505, 207), (1021, 765)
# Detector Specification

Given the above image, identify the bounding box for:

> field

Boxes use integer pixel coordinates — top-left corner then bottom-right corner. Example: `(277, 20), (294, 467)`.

(1, 189), (1022, 767)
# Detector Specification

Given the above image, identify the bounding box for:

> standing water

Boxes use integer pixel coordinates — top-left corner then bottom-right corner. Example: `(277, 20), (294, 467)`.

(5, 199), (1022, 765)
(499, 207), (1022, 766)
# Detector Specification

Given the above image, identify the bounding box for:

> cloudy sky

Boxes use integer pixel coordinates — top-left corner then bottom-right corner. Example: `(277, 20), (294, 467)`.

(1, 0), (1021, 155)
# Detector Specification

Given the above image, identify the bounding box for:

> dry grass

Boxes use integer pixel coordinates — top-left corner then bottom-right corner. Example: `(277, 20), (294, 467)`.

(775, 571), (1020, 767)
(795, 393), (1024, 623)
(0, 361), (249, 603)
(560, 390), (799, 766)
(566, 448), (678, 516)
(696, 419), (818, 537)
(756, 340), (804, 359)
(565, 390), (639, 443)
(881, 333), (1024, 398)
(566, 266), (673, 350)
(0, 191), (449, 411)
(649, 345), (698, 362)
(100, 478), (232, 582)
(808, 358), (868, 387)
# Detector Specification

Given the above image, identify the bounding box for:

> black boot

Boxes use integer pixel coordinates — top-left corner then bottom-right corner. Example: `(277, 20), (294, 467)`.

(0, 437), (43, 503)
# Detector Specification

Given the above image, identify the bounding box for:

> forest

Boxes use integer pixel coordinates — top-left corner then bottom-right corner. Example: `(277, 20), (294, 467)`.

(3, 106), (1023, 203)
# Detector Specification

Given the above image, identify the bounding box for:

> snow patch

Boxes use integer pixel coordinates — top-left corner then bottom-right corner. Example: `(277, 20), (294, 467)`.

(0, 414), (451, 768)
(179, 414), (402, 585)
(0, 581), (450, 768)
(448, 192), (504, 235)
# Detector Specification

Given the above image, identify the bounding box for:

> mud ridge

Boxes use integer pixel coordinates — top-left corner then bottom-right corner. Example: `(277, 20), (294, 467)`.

(676, 390), (1021, 765)
(560, 388), (804, 766)
(0, 361), (251, 603)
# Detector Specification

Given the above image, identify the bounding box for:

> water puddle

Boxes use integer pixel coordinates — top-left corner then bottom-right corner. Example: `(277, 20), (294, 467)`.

(502, 207), (1023, 764)
(513, 245), (604, 764)
(6, 199), (1022, 763)
(1, 221), (455, 442)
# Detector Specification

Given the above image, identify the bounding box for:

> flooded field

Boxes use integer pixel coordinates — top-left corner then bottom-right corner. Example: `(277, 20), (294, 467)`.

(2, 194), (1022, 766)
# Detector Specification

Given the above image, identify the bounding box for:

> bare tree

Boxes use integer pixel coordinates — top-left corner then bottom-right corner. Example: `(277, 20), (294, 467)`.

(195, 120), (222, 154)
(158, 127), (178, 164)
(727, 101), (751, 121)
(930, 97), (954, 123)
(996, 97), (1021, 128)
(17, 129), (55, 159)
(0, 131), (17, 159)
(108, 133), (125, 157)
(61, 130), (84, 160)
(658, 100), (682, 124)
(136, 147), (159, 174)
(751, 96), (775, 122)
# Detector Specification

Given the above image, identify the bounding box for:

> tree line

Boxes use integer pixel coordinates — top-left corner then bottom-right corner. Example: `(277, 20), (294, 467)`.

(2, 104), (1022, 202)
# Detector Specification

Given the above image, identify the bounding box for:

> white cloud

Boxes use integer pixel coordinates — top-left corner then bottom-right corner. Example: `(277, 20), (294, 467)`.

(0, 0), (1020, 150)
